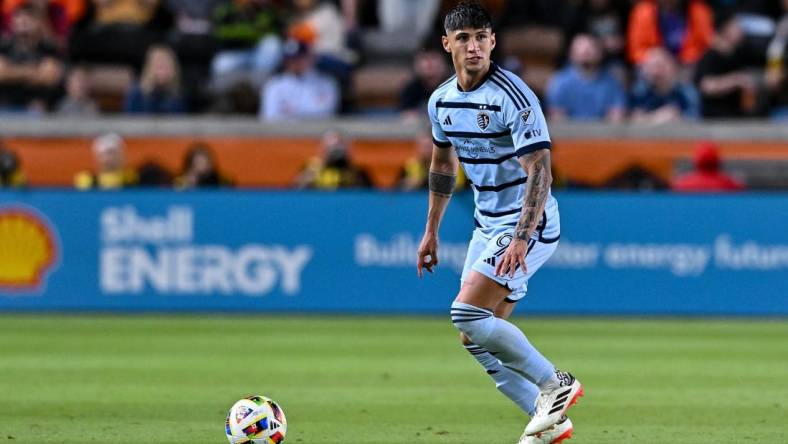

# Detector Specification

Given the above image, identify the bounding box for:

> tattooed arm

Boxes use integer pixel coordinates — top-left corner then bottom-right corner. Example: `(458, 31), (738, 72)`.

(495, 148), (553, 277)
(417, 144), (459, 278)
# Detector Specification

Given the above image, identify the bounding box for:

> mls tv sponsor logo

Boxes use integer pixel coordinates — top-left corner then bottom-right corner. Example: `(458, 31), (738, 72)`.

(99, 206), (312, 296)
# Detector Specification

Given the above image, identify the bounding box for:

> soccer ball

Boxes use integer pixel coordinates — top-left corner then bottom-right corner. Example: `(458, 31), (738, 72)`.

(225, 395), (287, 444)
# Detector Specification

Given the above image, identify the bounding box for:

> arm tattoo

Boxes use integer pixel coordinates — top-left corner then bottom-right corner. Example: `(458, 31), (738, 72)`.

(515, 150), (552, 240)
(428, 170), (456, 197)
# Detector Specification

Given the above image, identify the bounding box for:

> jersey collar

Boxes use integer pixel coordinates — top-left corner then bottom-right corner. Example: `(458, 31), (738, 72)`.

(456, 62), (498, 93)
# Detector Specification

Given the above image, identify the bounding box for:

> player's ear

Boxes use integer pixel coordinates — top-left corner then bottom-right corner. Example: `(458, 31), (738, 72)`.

(441, 35), (451, 53)
(490, 32), (496, 51)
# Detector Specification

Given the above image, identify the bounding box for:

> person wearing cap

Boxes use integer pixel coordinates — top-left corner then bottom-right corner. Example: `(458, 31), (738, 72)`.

(671, 141), (745, 192)
(74, 133), (138, 190)
(259, 38), (339, 121)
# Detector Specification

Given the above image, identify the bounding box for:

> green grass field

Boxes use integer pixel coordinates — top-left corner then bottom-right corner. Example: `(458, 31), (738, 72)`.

(1, 315), (786, 443)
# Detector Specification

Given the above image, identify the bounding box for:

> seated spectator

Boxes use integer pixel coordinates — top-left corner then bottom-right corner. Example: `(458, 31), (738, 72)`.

(69, 0), (165, 69)
(74, 133), (138, 189)
(294, 130), (370, 189)
(399, 49), (449, 118)
(137, 160), (173, 186)
(56, 66), (99, 115)
(562, 0), (629, 66)
(211, 0), (283, 91)
(174, 142), (232, 188)
(0, 143), (26, 187)
(2, 0), (86, 44)
(124, 45), (186, 114)
(0, 4), (64, 112)
(546, 34), (626, 122)
(288, 0), (357, 81)
(377, 0), (440, 45)
(260, 39), (338, 121)
(627, 0), (714, 65)
(164, 0), (222, 111)
(765, 0), (788, 119)
(630, 47), (700, 123)
(672, 141), (744, 191)
(694, 14), (761, 117)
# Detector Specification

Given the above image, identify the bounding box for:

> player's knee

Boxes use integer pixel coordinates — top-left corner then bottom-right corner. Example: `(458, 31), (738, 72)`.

(450, 301), (495, 345)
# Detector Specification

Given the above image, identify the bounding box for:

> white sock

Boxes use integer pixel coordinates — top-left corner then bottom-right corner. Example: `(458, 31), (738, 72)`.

(451, 301), (559, 389)
(464, 343), (539, 416)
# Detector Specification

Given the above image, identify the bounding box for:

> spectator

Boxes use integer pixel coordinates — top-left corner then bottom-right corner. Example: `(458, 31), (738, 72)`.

(175, 142), (232, 188)
(124, 44), (186, 114)
(765, 0), (788, 119)
(164, 0), (222, 110)
(399, 130), (466, 191)
(627, 0), (714, 65)
(74, 133), (138, 189)
(294, 130), (370, 189)
(56, 66), (99, 115)
(69, 0), (166, 69)
(210, 0), (283, 91)
(694, 14), (760, 118)
(562, 0), (630, 66)
(0, 144), (25, 187)
(377, 0), (440, 46)
(546, 34), (626, 122)
(137, 160), (173, 186)
(630, 47), (700, 123)
(288, 0), (357, 81)
(672, 141), (744, 191)
(260, 39), (338, 121)
(0, 4), (64, 112)
(399, 49), (449, 118)
(1, 0), (85, 44)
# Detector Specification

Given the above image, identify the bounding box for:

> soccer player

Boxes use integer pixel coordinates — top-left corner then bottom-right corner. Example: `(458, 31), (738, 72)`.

(416, 3), (583, 443)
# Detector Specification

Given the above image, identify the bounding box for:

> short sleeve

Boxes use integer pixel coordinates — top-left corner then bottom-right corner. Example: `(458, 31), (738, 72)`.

(497, 72), (552, 157)
(427, 91), (451, 148)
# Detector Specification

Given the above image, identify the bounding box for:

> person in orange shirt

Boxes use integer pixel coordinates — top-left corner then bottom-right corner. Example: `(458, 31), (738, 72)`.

(671, 141), (745, 192)
(627, 0), (714, 65)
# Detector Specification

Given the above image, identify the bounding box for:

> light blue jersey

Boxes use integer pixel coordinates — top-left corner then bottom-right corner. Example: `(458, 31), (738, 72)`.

(428, 63), (559, 242)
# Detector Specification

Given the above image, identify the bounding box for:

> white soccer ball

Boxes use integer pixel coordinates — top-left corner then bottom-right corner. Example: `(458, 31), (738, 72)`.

(225, 395), (287, 444)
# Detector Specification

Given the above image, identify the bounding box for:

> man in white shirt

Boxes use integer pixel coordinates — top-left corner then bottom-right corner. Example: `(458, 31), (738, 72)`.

(260, 39), (339, 121)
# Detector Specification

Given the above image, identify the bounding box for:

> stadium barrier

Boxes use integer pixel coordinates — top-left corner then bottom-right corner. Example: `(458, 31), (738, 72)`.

(1, 190), (786, 315)
(4, 118), (788, 188)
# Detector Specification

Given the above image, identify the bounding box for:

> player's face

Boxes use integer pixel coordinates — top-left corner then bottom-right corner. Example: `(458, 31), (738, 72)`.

(442, 28), (495, 75)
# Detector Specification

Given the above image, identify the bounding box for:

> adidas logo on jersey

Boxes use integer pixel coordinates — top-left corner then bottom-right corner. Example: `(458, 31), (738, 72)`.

(483, 256), (496, 267)
(443, 115), (453, 126)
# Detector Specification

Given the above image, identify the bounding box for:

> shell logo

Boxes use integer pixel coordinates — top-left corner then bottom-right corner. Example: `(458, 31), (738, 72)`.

(0, 207), (60, 291)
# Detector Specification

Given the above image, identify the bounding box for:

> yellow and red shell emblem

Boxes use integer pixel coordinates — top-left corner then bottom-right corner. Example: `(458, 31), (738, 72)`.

(0, 207), (59, 290)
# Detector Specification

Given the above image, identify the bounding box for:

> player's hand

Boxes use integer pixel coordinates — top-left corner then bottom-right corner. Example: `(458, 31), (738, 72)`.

(417, 231), (439, 278)
(496, 237), (528, 278)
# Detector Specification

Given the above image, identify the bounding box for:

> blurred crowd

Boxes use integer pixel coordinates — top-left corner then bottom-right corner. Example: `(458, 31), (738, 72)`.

(0, 0), (785, 120)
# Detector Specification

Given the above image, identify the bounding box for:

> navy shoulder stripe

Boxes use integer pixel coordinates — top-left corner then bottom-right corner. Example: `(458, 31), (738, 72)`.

(489, 77), (526, 110)
(494, 71), (531, 107)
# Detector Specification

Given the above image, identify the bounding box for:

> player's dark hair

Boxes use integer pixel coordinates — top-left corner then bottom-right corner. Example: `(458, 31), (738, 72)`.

(443, 1), (493, 34)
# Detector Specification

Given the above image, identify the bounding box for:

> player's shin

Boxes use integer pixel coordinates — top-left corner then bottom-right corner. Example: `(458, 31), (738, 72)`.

(451, 301), (559, 389)
(463, 342), (539, 416)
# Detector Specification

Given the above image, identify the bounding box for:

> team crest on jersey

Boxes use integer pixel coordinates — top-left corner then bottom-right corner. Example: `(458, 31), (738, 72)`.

(476, 111), (490, 130)
(520, 108), (535, 125)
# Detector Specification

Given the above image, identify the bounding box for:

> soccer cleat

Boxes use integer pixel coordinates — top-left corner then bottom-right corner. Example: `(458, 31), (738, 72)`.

(518, 416), (573, 444)
(524, 371), (583, 436)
